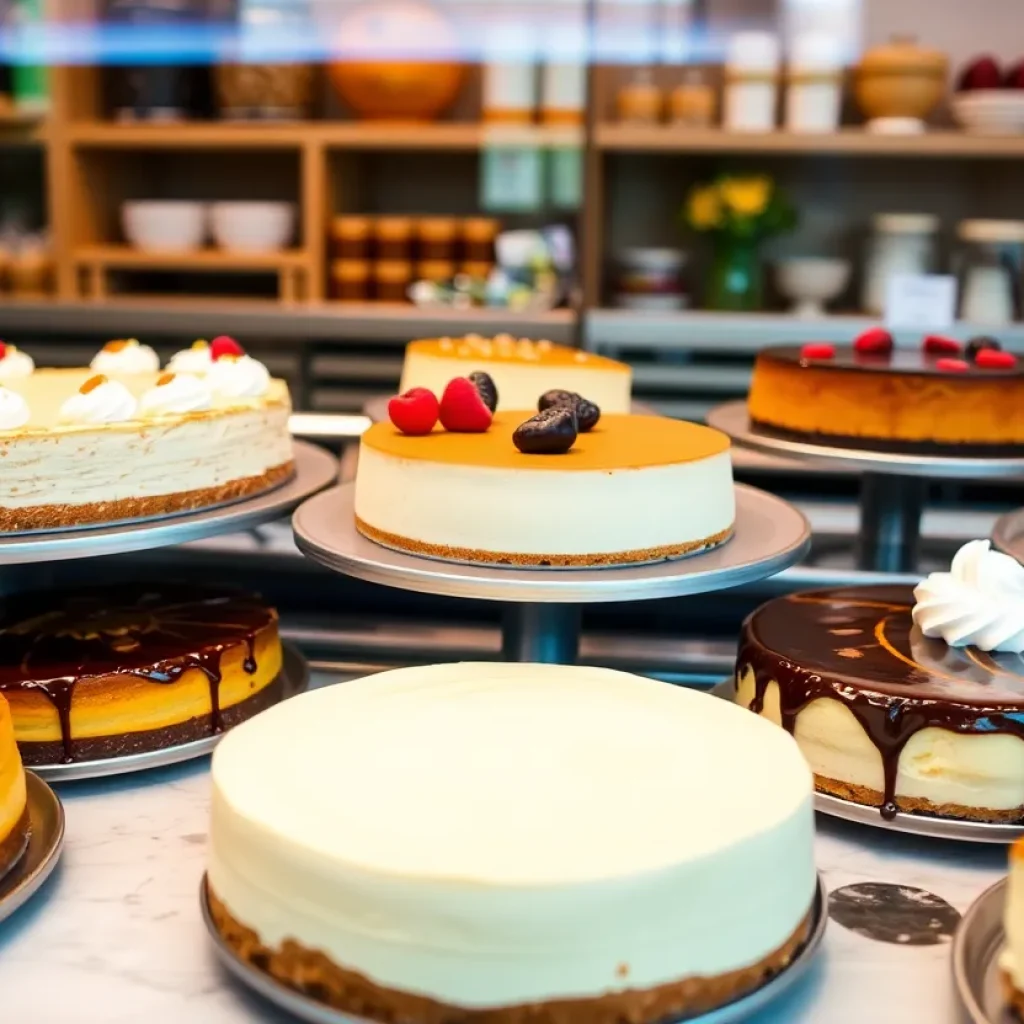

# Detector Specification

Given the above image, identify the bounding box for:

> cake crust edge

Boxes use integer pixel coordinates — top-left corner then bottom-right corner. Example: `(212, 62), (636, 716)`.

(207, 882), (812, 1024)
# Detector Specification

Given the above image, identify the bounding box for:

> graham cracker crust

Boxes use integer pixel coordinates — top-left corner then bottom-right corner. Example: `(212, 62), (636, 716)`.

(207, 883), (812, 1024)
(0, 459), (294, 532)
(16, 675), (284, 767)
(355, 517), (734, 568)
(816, 774), (1024, 823)
(0, 806), (30, 882)
(1002, 970), (1024, 1019)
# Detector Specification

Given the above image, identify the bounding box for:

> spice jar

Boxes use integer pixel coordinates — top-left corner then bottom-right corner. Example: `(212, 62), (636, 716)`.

(462, 217), (500, 262)
(374, 217), (414, 261)
(668, 69), (716, 127)
(724, 31), (780, 132)
(330, 216), (373, 260)
(616, 69), (662, 124)
(331, 258), (371, 302)
(785, 32), (842, 133)
(374, 259), (413, 302)
(415, 217), (459, 261)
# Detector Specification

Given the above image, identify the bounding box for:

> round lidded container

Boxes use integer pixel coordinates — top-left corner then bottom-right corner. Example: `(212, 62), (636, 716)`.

(616, 69), (663, 124)
(415, 217), (459, 261)
(374, 258), (414, 302)
(615, 247), (688, 311)
(374, 217), (415, 260)
(462, 217), (500, 261)
(785, 32), (842, 134)
(862, 212), (939, 316)
(724, 30), (780, 132)
(331, 216), (373, 260)
(956, 218), (1024, 326)
(854, 36), (948, 133)
(414, 258), (457, 283)
(331, 258), (371, 302)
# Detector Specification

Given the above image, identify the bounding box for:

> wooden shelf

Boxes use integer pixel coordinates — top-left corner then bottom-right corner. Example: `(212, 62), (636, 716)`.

(71, 245), (309, 270)
(66, 121), (583, 151)
(596, 125), (1024, 158)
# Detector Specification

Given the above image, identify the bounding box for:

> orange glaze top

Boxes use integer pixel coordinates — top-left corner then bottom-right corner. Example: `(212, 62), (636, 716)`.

(362, 412), (730, 470)
(407, 336), (630, 372)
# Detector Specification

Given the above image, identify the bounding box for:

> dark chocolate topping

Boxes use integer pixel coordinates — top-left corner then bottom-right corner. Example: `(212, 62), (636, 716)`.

(0, 584), (274, 763)
(737, 586), (1024, 819)
(761, 344), (1024, 380)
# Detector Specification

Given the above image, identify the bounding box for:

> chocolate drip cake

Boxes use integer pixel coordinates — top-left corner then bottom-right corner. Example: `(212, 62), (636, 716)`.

(0, 584), (282, 765)
(736, 573), (1024, 821)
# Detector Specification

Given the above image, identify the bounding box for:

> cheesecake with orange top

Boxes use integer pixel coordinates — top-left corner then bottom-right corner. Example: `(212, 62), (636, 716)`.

(355, 410), (734, 567)
(0, 584), (283, 766)
(747, 334), (1024, 453)
(399, 335), (632, 413)
(0, 693), (28, 880)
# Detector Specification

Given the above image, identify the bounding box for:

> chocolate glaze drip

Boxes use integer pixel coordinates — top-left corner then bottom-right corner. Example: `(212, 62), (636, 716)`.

(737, 586), (1024, 820)
(0, 585), (273, 763)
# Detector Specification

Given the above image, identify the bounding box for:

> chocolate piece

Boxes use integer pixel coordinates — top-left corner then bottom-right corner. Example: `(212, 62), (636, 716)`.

(0, 584), (274, 763)
(513, 407), (578, 454)
(467, 371), (498, 413)
(737, 586), (1024, 821)
(966, 335), (1002, 361)
(538, 389), (601, 432)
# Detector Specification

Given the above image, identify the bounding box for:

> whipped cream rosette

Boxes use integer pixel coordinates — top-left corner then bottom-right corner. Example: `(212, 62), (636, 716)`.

(59, 374), (138, 425)
(912, 539), (1024, 653)
(0, 345), (34, 382)
(139, 372), (213, 417)
(91, 339), (160, 375)
(0, 388), (30, 430)
(208, 355), (271, 401)
(167, 340), (215, 375)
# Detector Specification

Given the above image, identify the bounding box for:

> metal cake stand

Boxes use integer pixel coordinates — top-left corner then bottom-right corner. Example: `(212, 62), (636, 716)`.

(0, 773), (65, 925)
(952, 878), (1010, 1024)
(0, 440), (337, 566)
(293, 483), (810, 665)
(201, 873), (827, 1024)
(30, 643), (309, 783)
(707, 401), (1024, 575)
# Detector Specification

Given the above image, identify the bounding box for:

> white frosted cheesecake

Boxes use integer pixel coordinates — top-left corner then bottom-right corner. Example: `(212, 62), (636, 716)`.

(399, 335), (632, 412)
(355, 412), (734, 567)
(207, 662), (816, 1023)
(0, 349), (292, 531)
(736, 542), (1024, 822)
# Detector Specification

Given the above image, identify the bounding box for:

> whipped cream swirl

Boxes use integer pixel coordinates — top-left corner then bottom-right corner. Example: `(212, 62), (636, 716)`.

(91, 339), (160, 374)
(207, 354), (270, 401)
(0, 387), (30, 430)
(912, 539), (1024, 653)
(59, 375), (138, 425)
(0, 346), (35, 381)
(167, 341), (214, 375)
(139, 372), (212, 417)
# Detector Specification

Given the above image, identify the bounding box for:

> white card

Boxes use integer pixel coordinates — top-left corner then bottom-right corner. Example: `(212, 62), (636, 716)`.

(884, 274), (957, 334)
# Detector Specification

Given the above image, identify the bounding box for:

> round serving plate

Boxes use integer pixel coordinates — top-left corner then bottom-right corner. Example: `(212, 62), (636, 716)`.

(0, 773), (65, 925)
(31, 642), (309, 783)
(707, 401), (1024, 480)
(362, 396), (657, 423)
(992, 509), (1024, 566)
(952, 878), (1011, 1024)
(293, 483), (810, 604)
(709, 680), (1024, 844)
(0, 440), (337, 566)
(201, 873), (827, 1024)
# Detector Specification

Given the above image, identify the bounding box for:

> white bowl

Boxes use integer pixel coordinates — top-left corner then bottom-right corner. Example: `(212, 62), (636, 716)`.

(775, 257), (851, 318)
(953, 91), (1024, 134)
(210, 201), (295, 252)
(122, 200), (207, 251)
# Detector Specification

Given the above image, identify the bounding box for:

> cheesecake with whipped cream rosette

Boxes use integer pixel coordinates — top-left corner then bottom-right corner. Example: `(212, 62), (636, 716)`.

(735, 540), (1024, 821)
(207, 662), (816, 1023)
(0, 335), (292, 531)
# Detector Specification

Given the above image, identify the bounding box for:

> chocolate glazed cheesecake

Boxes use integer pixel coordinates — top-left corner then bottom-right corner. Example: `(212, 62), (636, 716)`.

(736, 586), (1024, 822)
(0, 585), (282, 765)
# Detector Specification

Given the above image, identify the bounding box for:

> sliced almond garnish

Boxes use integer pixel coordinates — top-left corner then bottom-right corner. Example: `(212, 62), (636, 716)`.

(103, 339), (131, 352)
(157, 372), (175, 386)
(191, 339), (208, 350)
(81, 374), (107, 394)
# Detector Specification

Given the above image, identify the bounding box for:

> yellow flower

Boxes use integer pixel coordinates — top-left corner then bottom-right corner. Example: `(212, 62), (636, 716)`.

(719, 176), (772, 217)
(688, 186), (722, 230)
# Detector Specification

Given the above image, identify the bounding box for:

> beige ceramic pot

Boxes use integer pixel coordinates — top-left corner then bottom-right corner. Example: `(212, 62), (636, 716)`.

(854, 37), (948, 124)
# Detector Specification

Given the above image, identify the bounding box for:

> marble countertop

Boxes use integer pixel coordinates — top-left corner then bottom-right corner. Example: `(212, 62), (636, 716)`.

(0, 673), (1010, 1024)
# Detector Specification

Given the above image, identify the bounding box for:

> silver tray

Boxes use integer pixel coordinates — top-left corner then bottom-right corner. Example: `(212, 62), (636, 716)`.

(293, 483), (810, 603)
(201, 873), (827, 1024)
(953, 878), (1012, 1024)
(362, 396), (657, 423)
(0, 773), (65, 925)
(707, 401), (1024, 480)
(710, 680), (1024, 844)
(0, 440), (338, 565)
(31, 642), (309, 783)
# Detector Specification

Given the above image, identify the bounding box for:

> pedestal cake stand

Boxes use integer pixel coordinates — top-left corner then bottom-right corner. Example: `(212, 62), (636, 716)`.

(293, 482), (811, 665)
(707, 401), (1024, 574)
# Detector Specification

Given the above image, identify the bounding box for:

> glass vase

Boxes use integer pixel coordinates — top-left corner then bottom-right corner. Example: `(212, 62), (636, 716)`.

(706, 234), (763, 312)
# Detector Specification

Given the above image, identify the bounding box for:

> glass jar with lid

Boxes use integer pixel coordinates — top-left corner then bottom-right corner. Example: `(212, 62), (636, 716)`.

(862, 212), (939, 316)
(956, 219), (1024, 326)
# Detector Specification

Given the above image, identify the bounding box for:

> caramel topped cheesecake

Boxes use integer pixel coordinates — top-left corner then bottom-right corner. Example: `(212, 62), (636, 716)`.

(399, 335), (632, 413)
(355, 412), (734, 567)
(0, 585), (283, 765)
(0, 337), (292, 532)
(208, 663), (816, 1023)
(0, 694), (28, 880)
